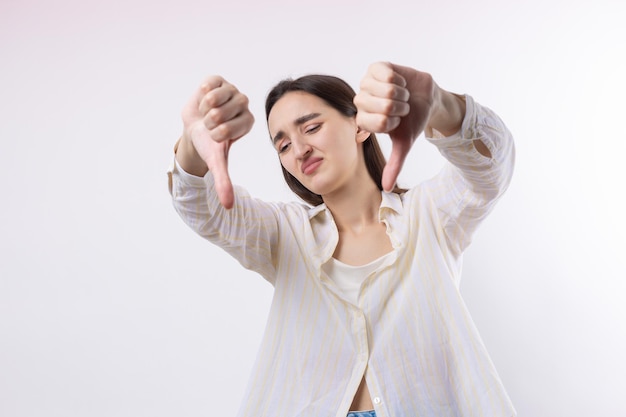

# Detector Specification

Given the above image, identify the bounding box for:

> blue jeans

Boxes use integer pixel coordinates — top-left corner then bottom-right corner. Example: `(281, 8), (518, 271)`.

(347, 411), (376, 417)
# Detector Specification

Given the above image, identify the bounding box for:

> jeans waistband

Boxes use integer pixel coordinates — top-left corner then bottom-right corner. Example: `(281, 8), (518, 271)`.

(347, 411), (376, 417)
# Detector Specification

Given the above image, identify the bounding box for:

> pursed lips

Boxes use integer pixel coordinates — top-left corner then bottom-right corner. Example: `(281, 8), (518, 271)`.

(301, 157), (323, 175)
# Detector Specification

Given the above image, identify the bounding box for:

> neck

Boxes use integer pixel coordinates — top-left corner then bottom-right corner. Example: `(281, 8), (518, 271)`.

(323, 178), (382, 234)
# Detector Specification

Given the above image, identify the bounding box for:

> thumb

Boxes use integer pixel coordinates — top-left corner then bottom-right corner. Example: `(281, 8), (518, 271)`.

(208, 141), (235, 209)
(382, 136), (412, 192)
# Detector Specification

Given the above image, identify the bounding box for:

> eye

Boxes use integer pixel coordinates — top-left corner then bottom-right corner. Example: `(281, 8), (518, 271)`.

(305, 124), (321, 134)
(277, 140), (291, 154)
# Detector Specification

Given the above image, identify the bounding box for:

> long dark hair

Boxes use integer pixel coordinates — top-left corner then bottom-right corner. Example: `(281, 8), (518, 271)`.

(265, 74), (405, 206)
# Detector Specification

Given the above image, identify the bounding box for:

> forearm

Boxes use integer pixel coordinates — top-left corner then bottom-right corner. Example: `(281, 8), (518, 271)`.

(426, 95), (515, 199)
(168, 160), (280, 283)
(426, 87), (467, 138)
(174, 134), (209, 177)
(424, 95), (515, 254)
(427, 88), (492, 158)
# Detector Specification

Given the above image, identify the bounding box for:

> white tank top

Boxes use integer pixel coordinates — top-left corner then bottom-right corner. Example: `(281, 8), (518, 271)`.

(322, 252), (393, 305)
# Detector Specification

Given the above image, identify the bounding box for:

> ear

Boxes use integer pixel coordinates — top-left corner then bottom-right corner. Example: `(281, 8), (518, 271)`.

(355, 126), (371, 144)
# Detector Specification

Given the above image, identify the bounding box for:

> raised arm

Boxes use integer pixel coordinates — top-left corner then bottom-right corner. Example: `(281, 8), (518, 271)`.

(170, 76), (289, 282)
(355, 62), (514, 257)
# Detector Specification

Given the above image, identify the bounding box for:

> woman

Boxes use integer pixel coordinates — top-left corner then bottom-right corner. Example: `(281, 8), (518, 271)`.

(168, 62), (516, 417)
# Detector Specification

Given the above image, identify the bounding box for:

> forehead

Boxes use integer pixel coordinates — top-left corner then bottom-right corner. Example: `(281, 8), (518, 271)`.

(267, 91), (332, 132)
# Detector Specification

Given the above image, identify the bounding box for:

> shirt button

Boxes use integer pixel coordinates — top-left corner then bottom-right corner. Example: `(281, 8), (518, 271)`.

(373, 397), (381, 405)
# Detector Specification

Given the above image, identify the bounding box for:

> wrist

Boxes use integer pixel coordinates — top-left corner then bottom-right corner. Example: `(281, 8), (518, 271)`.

(175, 131), (209, 177)
(426, 87), (466, 137)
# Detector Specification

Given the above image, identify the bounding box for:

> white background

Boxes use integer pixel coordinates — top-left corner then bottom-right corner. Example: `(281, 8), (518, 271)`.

(1, 0), (625, 416)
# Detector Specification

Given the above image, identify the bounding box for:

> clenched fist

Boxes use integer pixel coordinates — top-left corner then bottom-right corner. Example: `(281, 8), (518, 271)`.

(179, 76), (255, 209)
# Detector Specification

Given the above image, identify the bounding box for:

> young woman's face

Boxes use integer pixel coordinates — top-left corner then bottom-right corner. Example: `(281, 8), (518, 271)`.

(267, 91), (369, 197)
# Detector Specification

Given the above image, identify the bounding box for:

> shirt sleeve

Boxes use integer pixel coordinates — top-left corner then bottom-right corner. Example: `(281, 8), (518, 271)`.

(167, 158), (281, 284)
(422, 94), (515, 257)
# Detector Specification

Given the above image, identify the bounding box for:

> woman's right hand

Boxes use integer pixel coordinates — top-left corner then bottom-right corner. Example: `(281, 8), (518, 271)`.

(178, 76), (255, 209)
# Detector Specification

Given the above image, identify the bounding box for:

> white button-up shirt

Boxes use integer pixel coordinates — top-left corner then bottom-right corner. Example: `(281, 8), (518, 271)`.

(168, 95), (516, 417)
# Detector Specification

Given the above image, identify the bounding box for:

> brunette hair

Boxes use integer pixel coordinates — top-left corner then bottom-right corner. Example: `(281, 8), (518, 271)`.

(265, 74), (405, 206)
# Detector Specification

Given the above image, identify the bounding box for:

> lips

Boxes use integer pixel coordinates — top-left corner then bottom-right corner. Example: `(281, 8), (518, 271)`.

(301, 157), (323, 175)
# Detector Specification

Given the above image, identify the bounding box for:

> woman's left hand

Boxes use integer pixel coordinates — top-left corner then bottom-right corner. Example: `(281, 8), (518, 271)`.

(354, 62), (437, 192)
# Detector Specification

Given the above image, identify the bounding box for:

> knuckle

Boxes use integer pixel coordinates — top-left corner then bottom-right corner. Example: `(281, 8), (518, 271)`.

(201, 75), (223, 90)
(382, 99), (395, 114)
(246, 112), (255, 127)
(382, 71), (395, 84)
(386, 116), (400, 131)
(372, 115), (389, 132)
(208, 107), (223, 124)
(384, 84), (397, 99)
(215, 123), (232, 140)
(362, 78), (376, 91)
(201, 93), (216, 111)
(377, 65), (395, 83)
(209, 127), (224, 142)
(359, 113), (389, 133)
(236, 93), (249, 108)
(399, 102), (410, 116)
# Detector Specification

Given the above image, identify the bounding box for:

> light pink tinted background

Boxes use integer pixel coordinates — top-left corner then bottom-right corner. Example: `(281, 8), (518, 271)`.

(1, 0), (625, 416)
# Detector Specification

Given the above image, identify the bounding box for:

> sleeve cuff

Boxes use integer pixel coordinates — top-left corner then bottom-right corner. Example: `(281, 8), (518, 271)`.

(167, 156), (213, 195)
(425, 94), (479, 148)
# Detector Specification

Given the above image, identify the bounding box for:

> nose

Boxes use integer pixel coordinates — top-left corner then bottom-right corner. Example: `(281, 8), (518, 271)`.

(292, 138), (312, 159)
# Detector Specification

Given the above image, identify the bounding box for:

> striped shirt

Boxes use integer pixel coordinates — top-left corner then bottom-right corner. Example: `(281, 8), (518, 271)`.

(168, 95), (516, 417)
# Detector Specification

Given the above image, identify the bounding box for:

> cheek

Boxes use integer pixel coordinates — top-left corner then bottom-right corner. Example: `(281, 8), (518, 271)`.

(335, 137), (359, 159)
(279, 157), (297, 177)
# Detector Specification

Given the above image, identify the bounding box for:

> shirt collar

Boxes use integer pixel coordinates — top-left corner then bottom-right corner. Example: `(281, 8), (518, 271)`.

(306, 191), (404, 220)
(307, 203), (327, 219)
(380, 191), (404, 216)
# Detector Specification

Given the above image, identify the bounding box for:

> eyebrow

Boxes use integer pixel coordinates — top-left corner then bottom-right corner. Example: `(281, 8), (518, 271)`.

(272, 113), (321, 145)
